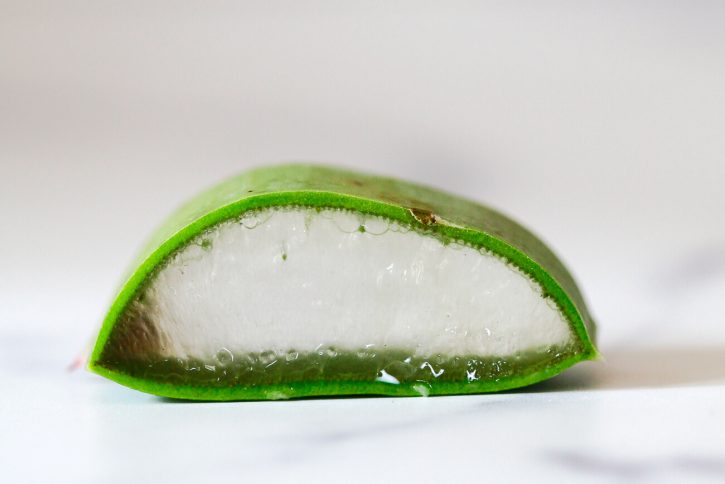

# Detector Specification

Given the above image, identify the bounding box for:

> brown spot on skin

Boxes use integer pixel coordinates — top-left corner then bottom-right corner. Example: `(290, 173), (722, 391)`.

(100, 299), (164, 365)
(409, 207), (438, 226)
(350, 179), (364, 187)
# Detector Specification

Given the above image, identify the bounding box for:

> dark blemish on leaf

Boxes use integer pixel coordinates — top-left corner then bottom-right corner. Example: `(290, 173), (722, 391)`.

(409, 207), (438, 226)
(351, 179), (364, 187)
(100, 300), (164, 364)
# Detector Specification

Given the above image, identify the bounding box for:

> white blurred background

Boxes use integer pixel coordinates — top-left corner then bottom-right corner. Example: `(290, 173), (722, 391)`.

(2, 0), (724, 353)
(1, 2), (724, 482)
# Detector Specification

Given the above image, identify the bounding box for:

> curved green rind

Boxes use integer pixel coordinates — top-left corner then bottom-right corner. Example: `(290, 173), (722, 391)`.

(89, 163), (598, 399)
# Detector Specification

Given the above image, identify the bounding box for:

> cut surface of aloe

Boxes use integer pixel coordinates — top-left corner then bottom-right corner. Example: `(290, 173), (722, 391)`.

(90, 164), (597, 400)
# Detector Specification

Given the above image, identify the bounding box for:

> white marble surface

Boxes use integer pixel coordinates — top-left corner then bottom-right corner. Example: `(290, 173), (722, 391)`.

(1, 2), (725, 483)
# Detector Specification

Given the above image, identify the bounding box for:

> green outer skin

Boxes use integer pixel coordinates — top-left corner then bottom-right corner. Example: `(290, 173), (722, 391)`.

(89, 164), (599, 400)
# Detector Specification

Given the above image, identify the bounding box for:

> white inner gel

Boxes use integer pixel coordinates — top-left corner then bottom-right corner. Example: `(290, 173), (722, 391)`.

(141, 208), (573, 360)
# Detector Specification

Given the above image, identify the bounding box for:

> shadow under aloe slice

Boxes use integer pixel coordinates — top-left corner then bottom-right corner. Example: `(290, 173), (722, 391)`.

(89, 164), (598, 400)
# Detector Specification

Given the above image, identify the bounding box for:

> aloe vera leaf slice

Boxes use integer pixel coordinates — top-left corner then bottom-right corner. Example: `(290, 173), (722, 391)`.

(89, 164), (598, 400)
